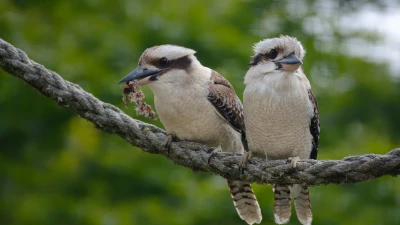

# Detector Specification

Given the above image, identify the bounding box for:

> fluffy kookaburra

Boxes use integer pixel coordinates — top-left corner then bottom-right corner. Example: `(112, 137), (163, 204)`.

(243, 36), (319, 225)
(119, 45), (262, 225)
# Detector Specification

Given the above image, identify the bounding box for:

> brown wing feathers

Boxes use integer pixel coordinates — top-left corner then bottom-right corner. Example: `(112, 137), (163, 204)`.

(308, 90), (320, 160)
(207, 70), (249, 150)
(207, 71), (245, 133)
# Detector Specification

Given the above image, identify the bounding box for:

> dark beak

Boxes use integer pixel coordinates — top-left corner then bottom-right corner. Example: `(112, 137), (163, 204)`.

(275, 53), (303, 65)
(118, 67), (160, 84)
(274, 53), (303, 72)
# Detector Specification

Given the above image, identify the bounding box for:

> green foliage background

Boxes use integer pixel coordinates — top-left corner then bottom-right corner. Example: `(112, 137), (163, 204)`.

(1, 0), (399, 225)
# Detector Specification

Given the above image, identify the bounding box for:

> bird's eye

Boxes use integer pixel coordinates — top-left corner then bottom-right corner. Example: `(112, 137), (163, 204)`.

(269, 49), (278, 59)
(159, 57), (169, 66)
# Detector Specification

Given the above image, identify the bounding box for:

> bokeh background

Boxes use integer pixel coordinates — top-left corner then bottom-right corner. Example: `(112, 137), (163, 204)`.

(1, 0), (399, 225)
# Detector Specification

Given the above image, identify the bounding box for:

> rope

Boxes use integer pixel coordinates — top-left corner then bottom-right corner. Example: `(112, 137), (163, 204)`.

(1, 38), (399, 186)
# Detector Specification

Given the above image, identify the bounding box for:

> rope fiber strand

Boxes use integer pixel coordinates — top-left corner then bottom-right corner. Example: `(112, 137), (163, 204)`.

(0, 38), (399, 186)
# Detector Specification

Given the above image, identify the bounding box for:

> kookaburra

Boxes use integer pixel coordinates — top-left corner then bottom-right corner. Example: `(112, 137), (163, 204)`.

(119, 45), (262, 225)
(243, 36), (319, 225)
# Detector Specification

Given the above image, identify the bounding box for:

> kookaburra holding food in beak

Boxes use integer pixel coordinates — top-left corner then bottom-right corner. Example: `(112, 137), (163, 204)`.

(243, 36), (320, 225)
(119, 45), (262, 225)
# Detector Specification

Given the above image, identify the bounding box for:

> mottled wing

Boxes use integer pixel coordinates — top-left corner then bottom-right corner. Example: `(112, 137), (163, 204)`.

(207, 70), (248, 150)
(308, 90), (320, 159)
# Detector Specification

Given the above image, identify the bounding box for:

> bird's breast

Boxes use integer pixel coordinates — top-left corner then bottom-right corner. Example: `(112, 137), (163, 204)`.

(244, 80), (314, 160)
(153, 88), (241, 152)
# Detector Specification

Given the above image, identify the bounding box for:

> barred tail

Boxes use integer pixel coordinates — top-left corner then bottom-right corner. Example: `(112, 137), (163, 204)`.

(291, 184), (312, 225)
(227, 180), (262, 225)
(273, 185), (292, 224)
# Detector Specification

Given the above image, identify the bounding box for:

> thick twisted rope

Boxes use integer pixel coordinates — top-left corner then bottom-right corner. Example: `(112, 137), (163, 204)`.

(0, 38), (399, 186)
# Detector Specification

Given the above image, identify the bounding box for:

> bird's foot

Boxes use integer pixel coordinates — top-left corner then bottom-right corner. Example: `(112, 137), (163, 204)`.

(164, 134), (177, 156)
(207, 144), (223, 164)
(287, 156), (300, 169)
(239, 151), (253, 174)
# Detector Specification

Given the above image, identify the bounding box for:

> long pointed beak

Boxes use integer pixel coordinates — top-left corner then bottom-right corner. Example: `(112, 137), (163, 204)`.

(118, 67), (160, 84)
(275, 53), (303, 72)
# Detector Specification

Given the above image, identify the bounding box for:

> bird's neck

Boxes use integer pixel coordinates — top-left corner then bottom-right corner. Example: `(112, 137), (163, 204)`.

(245, 69), (310, 95)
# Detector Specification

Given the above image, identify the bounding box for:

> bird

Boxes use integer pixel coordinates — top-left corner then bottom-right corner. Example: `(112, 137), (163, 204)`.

(242, 36), (319, 225)
(118, 45), (262, 225)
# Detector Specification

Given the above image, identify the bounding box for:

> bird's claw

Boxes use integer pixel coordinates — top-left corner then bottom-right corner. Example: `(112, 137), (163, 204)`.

(164, 134), (176, 156)
(239, 151), (253, 174)
(207, 145), (222, 164)
(287, 156), (300, 169)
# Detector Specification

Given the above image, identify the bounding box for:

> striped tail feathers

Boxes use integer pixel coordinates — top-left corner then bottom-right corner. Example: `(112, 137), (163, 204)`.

(273, 185), (292, 224)
(227, 180), (262, 225)
(291, 184), (312, 225)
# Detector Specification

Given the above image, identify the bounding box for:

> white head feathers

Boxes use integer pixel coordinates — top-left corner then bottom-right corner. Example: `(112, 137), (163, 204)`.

(141, 45), (196, 61)
(253, 35), (306, 60)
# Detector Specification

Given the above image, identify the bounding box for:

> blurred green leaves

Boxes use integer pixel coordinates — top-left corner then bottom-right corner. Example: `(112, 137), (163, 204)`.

(1, 0), (399, 224)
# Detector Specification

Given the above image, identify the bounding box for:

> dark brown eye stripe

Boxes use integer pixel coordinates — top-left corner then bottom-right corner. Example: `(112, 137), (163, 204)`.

(151, 55), (192, 71)
(151, 55), (193, 77)
(169, 55), (192, 70)
(249, 45), (285, 66)
(249, 46), (283, 66)
(249, 54), (262, 66)
(249, 53), (275, 66)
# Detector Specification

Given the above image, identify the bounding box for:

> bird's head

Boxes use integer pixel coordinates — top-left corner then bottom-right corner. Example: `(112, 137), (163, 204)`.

(119, 45), (198, 87)
(249, 35), (305, 74)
